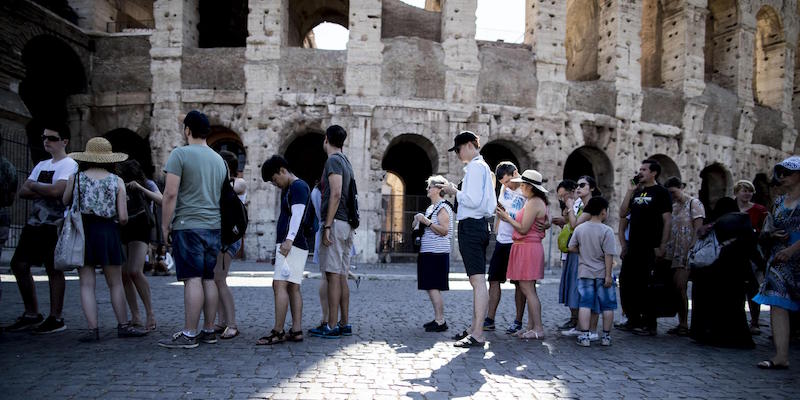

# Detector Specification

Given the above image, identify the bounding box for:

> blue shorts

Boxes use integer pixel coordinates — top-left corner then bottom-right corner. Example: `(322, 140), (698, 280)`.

(172, 229), (221, 281)
(577, 277), (618, 312)
(224, 238), (242, 257)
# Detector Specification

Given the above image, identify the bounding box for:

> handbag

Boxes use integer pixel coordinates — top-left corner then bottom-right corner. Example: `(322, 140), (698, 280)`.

(688, 230), (720, 269)
(54, 173), (85, 271)
(412, 201), (444, 252)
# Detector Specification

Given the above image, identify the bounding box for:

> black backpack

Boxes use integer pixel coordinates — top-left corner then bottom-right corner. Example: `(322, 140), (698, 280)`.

(334, 153), (359, 230)
(220, 173), (248, 248)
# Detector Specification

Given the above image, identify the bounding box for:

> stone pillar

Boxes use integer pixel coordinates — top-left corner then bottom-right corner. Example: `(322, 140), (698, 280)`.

(441, 0), (480, 103)
(735, 14), (757, 143)
(781, 44), (797, 152)
(660, 0), (707, 98)
(527, 0), (567, 113)
(597, 0), (644, 121)
(345, 0), (384, 97)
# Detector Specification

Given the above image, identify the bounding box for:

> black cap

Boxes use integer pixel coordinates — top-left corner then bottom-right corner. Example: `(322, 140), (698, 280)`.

(183, 110), (210, 137)
(448, 131), (478, 152)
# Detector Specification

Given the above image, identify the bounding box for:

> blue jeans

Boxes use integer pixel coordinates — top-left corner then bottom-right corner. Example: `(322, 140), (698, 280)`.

(577, 277), (618, 312)
(172, 229), (221, 280)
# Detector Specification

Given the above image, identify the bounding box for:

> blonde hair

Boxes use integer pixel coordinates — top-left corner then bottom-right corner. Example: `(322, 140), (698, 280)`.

(734, 180), (755, 194)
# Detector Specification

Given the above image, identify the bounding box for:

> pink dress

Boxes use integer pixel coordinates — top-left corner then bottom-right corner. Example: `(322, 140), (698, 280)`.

(506, 206), (547, 281)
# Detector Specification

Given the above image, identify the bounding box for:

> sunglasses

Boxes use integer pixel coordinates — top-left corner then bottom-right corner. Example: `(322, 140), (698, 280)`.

(776, 169), (796, 178)
(42, 134), (62, 142)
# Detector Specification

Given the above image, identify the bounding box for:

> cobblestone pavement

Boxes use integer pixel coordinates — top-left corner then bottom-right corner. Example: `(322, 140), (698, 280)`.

(0, 262), (798, 399)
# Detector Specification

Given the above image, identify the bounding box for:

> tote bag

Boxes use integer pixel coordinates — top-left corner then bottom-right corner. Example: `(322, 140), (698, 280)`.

(54, 174), (85, 271)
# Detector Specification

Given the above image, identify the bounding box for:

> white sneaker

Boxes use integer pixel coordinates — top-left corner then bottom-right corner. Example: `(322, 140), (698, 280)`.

(601, 334), (612, 346)
(561, 327), (581, 336)
(589, 332), (599, 342)
(576, 333), (591, 347)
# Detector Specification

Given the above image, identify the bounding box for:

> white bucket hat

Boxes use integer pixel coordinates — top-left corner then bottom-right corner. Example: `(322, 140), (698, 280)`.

(510, 169), (548, 193)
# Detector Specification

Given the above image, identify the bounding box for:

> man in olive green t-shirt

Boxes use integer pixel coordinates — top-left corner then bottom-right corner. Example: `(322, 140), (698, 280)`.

(158, 110), (227, 349)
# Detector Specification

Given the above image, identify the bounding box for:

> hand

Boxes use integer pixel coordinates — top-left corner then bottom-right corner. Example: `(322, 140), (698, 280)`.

(565, 197), (575, 210)
(439, 182), (457, 196)
(322, 228), (332, 247)
(162, 226), (172, 245)
(654, 245), (666, 259)
(126, 181), (140, 191)
(413, 213), (424, 223)
(279, 239), (293, 257)
(551, 216), (566, 227)
(604, 276), (613, 288)
(496, 207), (510, 222)
(773, 229), (789, 242)
(774, 247), (795, 263)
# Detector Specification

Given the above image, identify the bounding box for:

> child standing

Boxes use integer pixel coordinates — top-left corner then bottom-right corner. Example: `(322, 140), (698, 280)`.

(568, 197), (618, 346)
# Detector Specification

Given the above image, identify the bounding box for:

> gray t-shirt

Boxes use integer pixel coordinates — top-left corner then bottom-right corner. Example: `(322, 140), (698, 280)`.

(568, 221), (618, 279)
(320, 152), (353, 222)
(164, 144), (227, 230)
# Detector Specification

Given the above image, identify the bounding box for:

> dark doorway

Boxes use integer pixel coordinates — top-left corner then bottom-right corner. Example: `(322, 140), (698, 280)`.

(563, 146), (614, 198)
(481, 141), (522, 196)
(198, 0), (248, 48)
(104, 128), (154, 178)
(700, 163), (731, 214)
(208, 126), (246, 175)
(284, 133), (327, 187)
(650, 154), (680, 185)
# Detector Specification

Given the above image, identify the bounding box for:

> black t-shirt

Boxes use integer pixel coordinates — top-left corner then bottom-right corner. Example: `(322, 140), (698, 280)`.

(276, 179), (311, 250)
(628, 184), (673, 247)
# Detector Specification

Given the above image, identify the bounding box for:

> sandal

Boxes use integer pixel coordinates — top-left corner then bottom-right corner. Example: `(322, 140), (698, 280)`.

(454, 335), (484, 348)
(757, 360), (789, 370)
(520, 330), (545, 340)
(220, 326), (240, 340)
(287, 330), (304, 342)
(213, 324), (227, 335)
(451, 330), (469, 341)
(256, 329), (285, 345)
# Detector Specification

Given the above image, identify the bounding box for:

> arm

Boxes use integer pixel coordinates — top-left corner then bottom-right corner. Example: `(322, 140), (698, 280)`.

(618, 216), (628, 259)
(129, 181), (163, 205)
(27, 180), (68, 199)
(116, 177), (128, 226)
(19, 180), (40, 200)
(618, 186), (636, 218)
(281, 203), (306, 256)
(567, 245), (579, 253)
(322, 173), (342, 246)
(161, 173), (180, 242)
(427, 207), (450, 237)
(62, 175), (75, 205)
(502, 200), (537, 235)
(452, 164), (484, 209)
(655, 212), (671, 257)
(604, 254), (614, 288)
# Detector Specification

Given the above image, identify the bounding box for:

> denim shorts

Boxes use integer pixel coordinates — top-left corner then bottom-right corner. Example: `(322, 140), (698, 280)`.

(172, 229), (221, 280)
(224, 238), (242, 257)
(577, 277), (618, 312)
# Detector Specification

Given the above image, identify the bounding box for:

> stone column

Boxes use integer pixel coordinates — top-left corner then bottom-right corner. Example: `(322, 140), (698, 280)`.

(781, 44), (797, 152)
(526, 0), (567, 113)
(441, 0), (480, 103)
(735, 13), (757, 143)
(345, 0), (384, 97)
(660, 0), (707, 98)
(597, 0), (644, 121)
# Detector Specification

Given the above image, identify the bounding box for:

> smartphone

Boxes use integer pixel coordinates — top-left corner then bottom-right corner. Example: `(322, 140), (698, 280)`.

(497, 203), (505, 211)
(630, 175), (641, 185)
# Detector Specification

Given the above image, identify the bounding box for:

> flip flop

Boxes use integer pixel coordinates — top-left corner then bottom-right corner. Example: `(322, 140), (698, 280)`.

(520, 330), (545, 340)
(757, 360), (789, 370)
(220, 326), (240, 340)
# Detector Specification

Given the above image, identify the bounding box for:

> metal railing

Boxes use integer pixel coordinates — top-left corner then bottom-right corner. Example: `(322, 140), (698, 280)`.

(1, 130), (32, 251)
(378, 194), (429, 257)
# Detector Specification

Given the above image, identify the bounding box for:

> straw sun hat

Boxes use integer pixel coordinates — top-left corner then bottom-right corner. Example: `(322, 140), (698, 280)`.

(69, 137), (128, 163)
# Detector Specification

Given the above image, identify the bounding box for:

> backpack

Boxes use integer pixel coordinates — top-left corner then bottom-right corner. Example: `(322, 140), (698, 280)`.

(333, 153), (360, 229)
(287, 182), (319, 240)
(220, 174), (248, 248)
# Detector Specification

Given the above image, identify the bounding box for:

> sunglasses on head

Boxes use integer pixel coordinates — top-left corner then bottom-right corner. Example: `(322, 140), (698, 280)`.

(41, 134), (62, 142)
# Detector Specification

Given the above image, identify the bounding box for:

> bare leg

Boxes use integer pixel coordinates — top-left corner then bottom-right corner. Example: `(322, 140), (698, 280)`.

(339, 273), (349, 325)
(122, 254), (141, 324)
(589, 313), (599, 332)
(213, 253), (227, 326)
(214, 252), (236, 328)
(79, 266), (98, 329)
(748, 299), (761, 328)
(468, 274), (489, 340)
(577, 307), (591, 331)
(517, 280), (543, 333)
(287, 283), (303, 332)
(514, 284), (525, 322)
(427, 289), (444, 322)
(319, 277), (329, 325)
(102, 265), (129, 324)
(273, 280), (289, 331)
(487, 281), (501, 320)
(11, 261), (38, 315)
(201, 279), (218, 331)
(769, 306), (791, 366)
(45, 265), (65, 319)
(326, 272), (342, 328)
(673, 268), (690, 328)
(124, 241), (155, 326)
(183, 278), (204, 332)
(602, 310), (614, 332)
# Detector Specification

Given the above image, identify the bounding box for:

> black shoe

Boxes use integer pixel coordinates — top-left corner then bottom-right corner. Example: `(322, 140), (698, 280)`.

(426, 321), (448, 332)
(423, 320), (438, 329)
(452, 330), (469, 341)
(78, 328), (100, 343)
(199, 330), (217, 344)
(32, 316), (66, 335)
(3, 313), (44, 332)
(558, 318), (577, 330)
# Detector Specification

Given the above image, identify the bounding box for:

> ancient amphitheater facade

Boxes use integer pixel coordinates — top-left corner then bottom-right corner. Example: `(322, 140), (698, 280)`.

(1, 0), (798, 263)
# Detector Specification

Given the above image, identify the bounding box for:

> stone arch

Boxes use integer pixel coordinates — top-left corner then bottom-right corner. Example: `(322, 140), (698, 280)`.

(288, 0), (350, 47)
(381, 134), (438, 194)
(754, 5), (785, 108)
(208, 126), (247, 175)
(103, 128), (155, 179)
(480, 139), (529, 173)
(19, 35), (87, 163)
(705, 0), (739, 90)
(563, 146), (614, 200)
(565, 0), (600, 81)
(641, 0), (664, 87)
(699, 162), (733, 213)
(283, 131), (327, 187)
(198, 0), (248, 48)
(649, 153), (680, 185)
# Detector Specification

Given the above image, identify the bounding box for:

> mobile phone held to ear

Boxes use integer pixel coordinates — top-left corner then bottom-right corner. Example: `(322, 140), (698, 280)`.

(631, 175), (641, 185)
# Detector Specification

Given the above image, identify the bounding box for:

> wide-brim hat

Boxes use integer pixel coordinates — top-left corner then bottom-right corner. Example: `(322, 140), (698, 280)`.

(448, 131), (479, 152)
(510, 169), (548, 193)
(69, 137), (128, 163)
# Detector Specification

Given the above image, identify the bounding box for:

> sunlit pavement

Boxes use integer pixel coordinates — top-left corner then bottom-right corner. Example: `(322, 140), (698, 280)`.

(0, 261), (797, 399)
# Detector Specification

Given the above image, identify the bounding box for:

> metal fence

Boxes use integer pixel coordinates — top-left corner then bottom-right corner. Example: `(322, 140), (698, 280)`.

(2, 129), (32, 251)
(378, 194), (429, 258)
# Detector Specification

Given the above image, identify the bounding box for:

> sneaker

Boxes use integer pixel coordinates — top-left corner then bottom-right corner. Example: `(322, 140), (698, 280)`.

(558, 318), (577, 330)
(601, 334), (612, 346)
(309, 323), (327, 337)
(318, 325), (341, 339)
(505, 320), (523, 334)
(199, 330), (217, 344)
(423, 320), (438, 329)
(589, 332), (599, 342)
(425, 321), (448, 332)
(78, 328), (100, 343)
(158, 331), (199, 349)
(561, 327), (582, 336)
(576, 332), (591, 347)
(482, 318), (495, 331)
(32, 316), (66, 335)
(338, 323), (353, 336)
(3, 314), (44, 332)
(117, 323), (147, 338)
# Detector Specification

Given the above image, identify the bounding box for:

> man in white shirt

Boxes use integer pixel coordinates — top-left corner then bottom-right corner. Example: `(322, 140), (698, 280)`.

(439, 131), (497, 347)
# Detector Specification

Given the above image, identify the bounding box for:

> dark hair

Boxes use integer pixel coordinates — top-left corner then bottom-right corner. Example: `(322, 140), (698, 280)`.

(711, 197), (739, 222)
(117, 159), (147, 186)
(578, 175), (602, 197)
(220, 150), (238, 176)
(261, 154), (291, 182)
(495, 161), (518, 180)
(583, 196), (609, 216)
(43, 121), (71, 140)
(183, 110), (211, 138)
(557, 179), (578, 192)
(526, 184), (550, 206)
(664, 176), (684, 189)
(642, 159), (662, 179)
(325, 125), (347, 148)
(78, 161), (115, 174)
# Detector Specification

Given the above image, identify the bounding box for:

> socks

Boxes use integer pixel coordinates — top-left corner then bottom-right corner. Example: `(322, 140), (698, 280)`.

(183, 329), (197, 337)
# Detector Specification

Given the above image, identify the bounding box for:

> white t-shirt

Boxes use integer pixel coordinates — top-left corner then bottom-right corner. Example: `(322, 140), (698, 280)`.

(496, 185), (527, 244)
(26, 157), (78, 226)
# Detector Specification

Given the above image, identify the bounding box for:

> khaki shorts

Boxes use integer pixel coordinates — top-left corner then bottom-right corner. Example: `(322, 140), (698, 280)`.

(274, 245), (309, 285)
(319, 219), (354, 275)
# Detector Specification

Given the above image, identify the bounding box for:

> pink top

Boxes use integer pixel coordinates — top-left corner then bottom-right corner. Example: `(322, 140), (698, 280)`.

(511, 204), (547, 244)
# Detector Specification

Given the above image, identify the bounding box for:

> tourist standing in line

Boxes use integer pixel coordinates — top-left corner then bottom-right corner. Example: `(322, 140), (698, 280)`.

(485, 162), (526, 334)
(158, 111), (228, 349)
(438, 131), (496, 347)
(555, 179), (578, 330)
(308, 181), (330, 332)
(415, 175), (454, 332)
(497, 169), (549, 340)
(617, 159), (672, 336)
(212, 150), (247, 340)
(258, 155), (312, 344)
(312, 125), (356, 339)
(64, 138), (147, 341)
(0, 137), (18, 304)
(118, 159), (161, 332)
(3, 124), (77, 334)
(734, 179), (768, 335)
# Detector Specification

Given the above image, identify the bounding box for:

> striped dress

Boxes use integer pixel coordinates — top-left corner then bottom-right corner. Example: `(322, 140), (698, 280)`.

(420, 200), (453, 254)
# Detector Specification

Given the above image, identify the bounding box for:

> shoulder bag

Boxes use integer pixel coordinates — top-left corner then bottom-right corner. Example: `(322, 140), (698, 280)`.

(54, 173), (85, 271)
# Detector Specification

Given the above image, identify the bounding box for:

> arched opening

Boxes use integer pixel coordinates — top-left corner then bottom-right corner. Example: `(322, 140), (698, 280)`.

(649, 154), (680, 185)
(699, 163), (732, 213)
(198, 0), (248, 48)
(288, 0), (350, 47)
(307, 22), (350, 50)
(208, 126), (246, 176)
(563, 146), (614, 199)
(103, 129), (155, 179)
(705, 0), (739, 90)
(19, 35), (86, 163)
(754, 6), (785, 109)
(284, 132), (327, 187)
(565, 0), (600, 82)
(641, 0), (664, 87)
(379, 135), (436, 257)
(475, 0), (524, 43)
